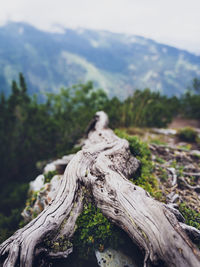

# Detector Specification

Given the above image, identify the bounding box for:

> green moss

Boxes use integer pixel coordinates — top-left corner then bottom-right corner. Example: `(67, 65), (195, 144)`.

(179, 203), (200, 230)
(44, 170), (58, 183)
(177, 144), (191, 151)
(170, 160), (178, 168)
(179, 203), (200, 247)
(194, 153), (200, 159)
(45, 237), (73, 254)
(115, 129), (151, 158)
(115, 129), (162, 200)
(157, 167), (168, 182)
(155, 156), (166, 164)
(177, 165), (184, 177)
(150, 139), (167, 146)
(72, 202), (125, 260)
(32, 211), (38, 218)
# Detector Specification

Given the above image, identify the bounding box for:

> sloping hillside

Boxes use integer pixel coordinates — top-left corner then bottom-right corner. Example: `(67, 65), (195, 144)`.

(0, 22), (200, 99)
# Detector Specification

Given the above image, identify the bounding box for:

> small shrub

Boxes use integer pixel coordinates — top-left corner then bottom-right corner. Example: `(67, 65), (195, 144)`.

(177, 127), (198, 143)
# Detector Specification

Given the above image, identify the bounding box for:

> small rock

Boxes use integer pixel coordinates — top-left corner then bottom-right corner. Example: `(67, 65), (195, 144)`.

(29, 174), (45, 192)
(47, 175), (62, 200)
(44, 154), (74, 174)
(152, 128), (177, 135)
(44, 163), (56, 173)
(95, 248), (136, 267)
(190, 150), (200, 157)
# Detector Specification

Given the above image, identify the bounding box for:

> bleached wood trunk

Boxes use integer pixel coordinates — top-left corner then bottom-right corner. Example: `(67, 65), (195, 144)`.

(0, 111), (200, 267)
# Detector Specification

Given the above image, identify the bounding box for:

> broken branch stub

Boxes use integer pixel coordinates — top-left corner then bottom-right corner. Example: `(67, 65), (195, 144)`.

(0, 111), (200, 267)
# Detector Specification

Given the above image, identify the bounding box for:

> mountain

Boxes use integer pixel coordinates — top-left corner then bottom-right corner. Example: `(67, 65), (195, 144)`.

(0, 22), (200, 99)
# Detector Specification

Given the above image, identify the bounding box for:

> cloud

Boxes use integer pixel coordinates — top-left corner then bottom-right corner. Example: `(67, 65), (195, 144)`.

(0, 0), (200, 54)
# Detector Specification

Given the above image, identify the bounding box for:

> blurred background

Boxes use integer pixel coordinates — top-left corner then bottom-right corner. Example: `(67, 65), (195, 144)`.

(0, 0), (200, 257)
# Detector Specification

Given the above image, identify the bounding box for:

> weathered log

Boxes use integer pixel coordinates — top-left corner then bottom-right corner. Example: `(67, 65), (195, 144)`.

(0, 111), (200, 267)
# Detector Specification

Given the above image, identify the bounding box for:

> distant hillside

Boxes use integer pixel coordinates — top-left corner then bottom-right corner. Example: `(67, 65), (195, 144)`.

(0, 22), (200, 99)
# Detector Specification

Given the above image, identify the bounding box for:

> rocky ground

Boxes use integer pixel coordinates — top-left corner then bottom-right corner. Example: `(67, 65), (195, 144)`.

(150, 142), (200, 212)
(123, 125), (200, 212)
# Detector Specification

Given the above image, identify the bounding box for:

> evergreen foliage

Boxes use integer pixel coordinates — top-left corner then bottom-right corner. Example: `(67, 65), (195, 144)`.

(0, 76), (109, 241)
(177, 127), (199, 143)
(122, 89), (180, 127)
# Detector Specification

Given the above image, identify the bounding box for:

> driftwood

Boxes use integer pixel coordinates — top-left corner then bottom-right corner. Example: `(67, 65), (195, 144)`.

(0, 111), (200, 267)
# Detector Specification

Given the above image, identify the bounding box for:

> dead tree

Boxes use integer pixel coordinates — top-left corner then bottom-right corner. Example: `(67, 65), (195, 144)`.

(0, 111), (200, 267)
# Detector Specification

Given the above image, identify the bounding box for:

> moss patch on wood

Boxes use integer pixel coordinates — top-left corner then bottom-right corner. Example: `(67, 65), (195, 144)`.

(115, 129), (163, 200)
(72, 202), (127, 260)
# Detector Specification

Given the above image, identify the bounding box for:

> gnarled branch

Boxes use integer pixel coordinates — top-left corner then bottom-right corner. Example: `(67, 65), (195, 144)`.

(0, 111), (200, 267)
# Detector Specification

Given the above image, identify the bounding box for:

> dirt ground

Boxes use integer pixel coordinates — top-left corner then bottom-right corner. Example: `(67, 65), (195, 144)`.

(169, 117), (200, 129)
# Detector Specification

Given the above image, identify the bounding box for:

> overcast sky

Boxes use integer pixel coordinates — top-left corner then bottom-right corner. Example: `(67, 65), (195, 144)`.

(0, 0), (200, 55)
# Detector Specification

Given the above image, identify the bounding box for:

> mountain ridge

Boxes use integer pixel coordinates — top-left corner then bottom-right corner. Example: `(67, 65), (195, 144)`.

(0, 21), (200, 99)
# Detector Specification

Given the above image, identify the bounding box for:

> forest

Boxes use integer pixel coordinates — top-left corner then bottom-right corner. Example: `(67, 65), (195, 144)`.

(0, 74), (200, 264)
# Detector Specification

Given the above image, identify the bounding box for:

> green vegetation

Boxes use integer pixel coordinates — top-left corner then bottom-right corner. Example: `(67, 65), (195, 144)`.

(158, 167), (168, 182)
(179, 203), (200, 230)
(179, 202), (200, 247)
(115, 129), (162, 200)
(177, 127), (199, 143)
(0, 183), (28, 243)
(114, 129), (151, 158)
(0, 75), (109, 242)
(44, 170), (58, 183)
(122, 89), (179, 128)
(73, 202), (125, 259)
(150, 138), (167, 146)
(177, 144), (192, 151)
(0, 209), (24, 244)
(155, 156), (166, 164)
(1, 74), (200, 244)
(1, 22), (200, 100)
(181, 82), (200, 120)
(71, 130), (167, 259)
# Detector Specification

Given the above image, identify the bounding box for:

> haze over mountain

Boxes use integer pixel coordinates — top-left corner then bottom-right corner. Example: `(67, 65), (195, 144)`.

(0, 22), (200, 99)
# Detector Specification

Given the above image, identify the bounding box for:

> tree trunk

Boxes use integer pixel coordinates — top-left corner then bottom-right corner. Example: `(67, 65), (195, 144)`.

(0, 111), (200, 267)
